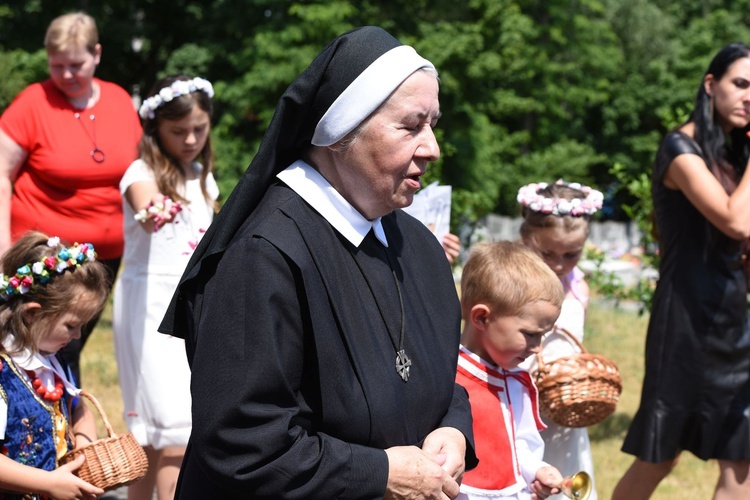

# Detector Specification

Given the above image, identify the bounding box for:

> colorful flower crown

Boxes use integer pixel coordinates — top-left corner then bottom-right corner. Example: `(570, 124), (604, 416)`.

(138, 77), (214, 120)
(517, 181), (604, 216)
(0, 237), (97, 301)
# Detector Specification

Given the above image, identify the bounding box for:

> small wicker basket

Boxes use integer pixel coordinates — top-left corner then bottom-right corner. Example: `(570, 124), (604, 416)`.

(532, 327), (622, 428)
(59, 390), (149, 491)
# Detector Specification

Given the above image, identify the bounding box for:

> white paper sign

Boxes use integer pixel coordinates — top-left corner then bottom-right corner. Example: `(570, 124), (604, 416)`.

(402, 182), (452, 242)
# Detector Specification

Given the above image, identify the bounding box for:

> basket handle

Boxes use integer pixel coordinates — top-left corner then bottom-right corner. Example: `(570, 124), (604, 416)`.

(77, 390), (116, 438)
(535, 326), (588, 368)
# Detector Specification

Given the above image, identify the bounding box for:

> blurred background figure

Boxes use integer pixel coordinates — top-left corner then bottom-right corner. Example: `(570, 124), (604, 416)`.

(518, 180), (604, 499)
(113, 74), (218, 500)
(0, 11), (141, 384)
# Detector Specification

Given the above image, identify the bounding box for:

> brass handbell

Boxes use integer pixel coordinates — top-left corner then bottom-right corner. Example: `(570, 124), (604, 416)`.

(558, 471), (592, 500)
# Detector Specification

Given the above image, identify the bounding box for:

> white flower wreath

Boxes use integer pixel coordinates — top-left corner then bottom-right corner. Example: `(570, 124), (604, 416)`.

(138, 77), (214, 119)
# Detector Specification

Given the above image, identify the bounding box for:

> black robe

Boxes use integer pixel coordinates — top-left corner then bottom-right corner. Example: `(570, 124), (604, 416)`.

(177, 182), (475, 498)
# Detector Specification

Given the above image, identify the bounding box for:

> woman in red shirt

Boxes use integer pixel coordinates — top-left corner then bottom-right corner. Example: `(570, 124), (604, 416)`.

(0, 11), (141, 383)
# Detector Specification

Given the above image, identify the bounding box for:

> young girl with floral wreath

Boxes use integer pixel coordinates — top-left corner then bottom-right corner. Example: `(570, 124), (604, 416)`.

(112, 74), (219, 500)
(0, 231), (109, 499)
(517, 180), (604, 500)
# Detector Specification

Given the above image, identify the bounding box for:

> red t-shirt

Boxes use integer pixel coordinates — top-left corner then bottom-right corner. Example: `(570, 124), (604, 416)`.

(0, 79), (142, 259)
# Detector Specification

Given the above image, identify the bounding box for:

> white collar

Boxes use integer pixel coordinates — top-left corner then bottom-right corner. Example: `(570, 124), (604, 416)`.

(2, 337), (80, 397)
(277, 160), (388, 247)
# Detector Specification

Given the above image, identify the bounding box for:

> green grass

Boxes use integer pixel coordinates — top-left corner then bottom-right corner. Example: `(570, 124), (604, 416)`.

(79, 300), (126, 437)
(586, 302), (716, 499)
(80, 298), (718, 498)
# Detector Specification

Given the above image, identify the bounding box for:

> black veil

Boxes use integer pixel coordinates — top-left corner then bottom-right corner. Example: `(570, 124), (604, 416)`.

(159, 27), (403, 341)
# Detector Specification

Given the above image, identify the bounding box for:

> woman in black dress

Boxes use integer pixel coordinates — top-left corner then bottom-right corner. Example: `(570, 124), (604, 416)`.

(613, 43), (750, 498)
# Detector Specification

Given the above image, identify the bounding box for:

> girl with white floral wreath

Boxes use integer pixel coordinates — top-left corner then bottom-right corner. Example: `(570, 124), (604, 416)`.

(517, 179), (603, 500)
(112, 74), (219, 500)
(0, 231), (109, 500)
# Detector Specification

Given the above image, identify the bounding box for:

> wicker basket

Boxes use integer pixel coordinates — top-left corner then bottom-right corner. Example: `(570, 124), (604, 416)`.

(532, 327), (622, 428)
(59, 390), (149, 491)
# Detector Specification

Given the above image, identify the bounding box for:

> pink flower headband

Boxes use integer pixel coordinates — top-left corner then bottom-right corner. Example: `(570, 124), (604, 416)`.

(0, 237), (97, 301)
(517, 181), (603, 216)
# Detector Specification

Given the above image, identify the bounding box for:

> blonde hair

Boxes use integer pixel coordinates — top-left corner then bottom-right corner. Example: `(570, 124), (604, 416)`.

(0, 232), (110, 355)
(519, 183), (592, 241)
(461, 241), (564, 318)
(44, 12), (99, 55)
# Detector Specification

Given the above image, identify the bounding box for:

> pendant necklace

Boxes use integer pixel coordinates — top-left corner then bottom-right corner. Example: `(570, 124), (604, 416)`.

(74, 112), (105, 163)
(391, 268), (411, 382)
(353, 236), (412, 382)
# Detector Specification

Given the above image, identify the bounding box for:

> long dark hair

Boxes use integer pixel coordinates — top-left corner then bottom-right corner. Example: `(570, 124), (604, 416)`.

(689, 42), (750, 193)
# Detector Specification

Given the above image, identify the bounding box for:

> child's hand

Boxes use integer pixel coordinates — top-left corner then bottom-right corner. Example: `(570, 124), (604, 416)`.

(529, 465), (564, 499)
(134, 194), (183, 232)
(43, 454), (104, 499)
(441, 233), (462, 264)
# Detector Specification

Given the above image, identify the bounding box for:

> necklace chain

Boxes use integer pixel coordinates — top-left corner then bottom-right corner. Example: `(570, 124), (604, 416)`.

(74, 112), (106, 164)
(353, 233), (412, 382)
(390, 266), (411, 382)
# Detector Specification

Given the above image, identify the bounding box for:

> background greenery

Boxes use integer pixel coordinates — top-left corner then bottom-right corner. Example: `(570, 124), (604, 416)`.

(3, 0), (750, 232)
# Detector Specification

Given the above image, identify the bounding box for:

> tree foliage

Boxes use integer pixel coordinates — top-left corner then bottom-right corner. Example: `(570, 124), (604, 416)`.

(3, 0), (750, 232)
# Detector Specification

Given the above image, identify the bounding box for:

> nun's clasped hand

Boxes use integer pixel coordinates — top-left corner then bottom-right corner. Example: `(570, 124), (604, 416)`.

(384, 427), (466, 500)
(421, 426), (467, 483)
(384, 446), (460, 500)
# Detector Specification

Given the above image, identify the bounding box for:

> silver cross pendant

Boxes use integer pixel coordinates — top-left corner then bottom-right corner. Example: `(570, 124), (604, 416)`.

(396, 349), (412, 382)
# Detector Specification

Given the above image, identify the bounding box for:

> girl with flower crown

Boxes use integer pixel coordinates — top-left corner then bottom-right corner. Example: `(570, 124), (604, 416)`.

(517, 180), (604, 500)
(112, 74), (219, 500)
(0, 231), (109, 499)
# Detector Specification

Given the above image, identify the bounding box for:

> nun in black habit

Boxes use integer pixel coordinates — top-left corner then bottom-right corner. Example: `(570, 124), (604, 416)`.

(159, 26), (478, 499)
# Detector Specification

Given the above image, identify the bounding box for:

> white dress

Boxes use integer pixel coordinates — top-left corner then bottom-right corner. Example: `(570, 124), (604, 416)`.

(112, 159), (218, 449)
(519, 267), (598, 500)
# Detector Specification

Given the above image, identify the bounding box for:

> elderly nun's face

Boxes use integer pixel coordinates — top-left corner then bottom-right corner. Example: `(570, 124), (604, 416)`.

(333, 70), (440, 220)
